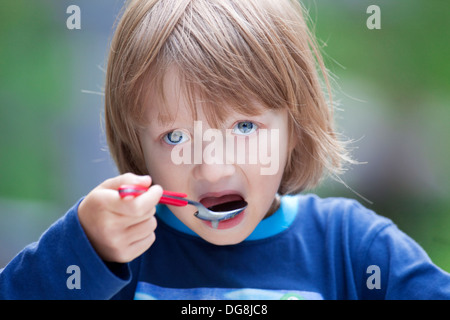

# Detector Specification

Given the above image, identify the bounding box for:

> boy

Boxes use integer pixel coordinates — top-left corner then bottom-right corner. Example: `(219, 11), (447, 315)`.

(1, 0), (450, 299)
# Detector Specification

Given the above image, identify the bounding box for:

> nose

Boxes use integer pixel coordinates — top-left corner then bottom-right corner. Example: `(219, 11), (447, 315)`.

(191, 122), (237, 183)
(193, 161), (236, 183)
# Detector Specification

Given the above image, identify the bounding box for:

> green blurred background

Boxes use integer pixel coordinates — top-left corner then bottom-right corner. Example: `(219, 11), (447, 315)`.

(1, 0), (449, 272)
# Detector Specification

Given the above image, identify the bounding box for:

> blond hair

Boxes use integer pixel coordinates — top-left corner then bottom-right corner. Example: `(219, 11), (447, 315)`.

(105, 0), (353, 194)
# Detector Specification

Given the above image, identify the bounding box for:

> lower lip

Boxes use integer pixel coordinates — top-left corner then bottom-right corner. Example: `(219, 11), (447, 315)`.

(203, 210), (246, 230)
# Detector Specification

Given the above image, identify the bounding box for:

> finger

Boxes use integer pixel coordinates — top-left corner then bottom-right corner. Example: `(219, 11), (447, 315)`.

(100, 173), (152, 191)
(117, 207), (156, 229)
(130, 184), (163, 216)
(125, 215), (157, 244)
(127, 232), (156, 260)
(124, 209), (155, 227)
(101, 184), (163, 218)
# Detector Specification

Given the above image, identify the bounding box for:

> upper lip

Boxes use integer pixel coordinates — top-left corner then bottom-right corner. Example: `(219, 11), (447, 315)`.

(198, 190), (245, 202)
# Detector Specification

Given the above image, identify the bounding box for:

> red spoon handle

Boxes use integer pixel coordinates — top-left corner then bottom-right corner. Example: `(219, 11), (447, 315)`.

(118, 185), (188, 206)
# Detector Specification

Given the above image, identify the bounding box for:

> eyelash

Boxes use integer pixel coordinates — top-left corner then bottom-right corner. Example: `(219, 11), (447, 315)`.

(162, 121), (259, 146)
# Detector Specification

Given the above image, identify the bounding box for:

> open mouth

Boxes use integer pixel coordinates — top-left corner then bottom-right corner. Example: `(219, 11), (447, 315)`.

(199, 194), (246, 212)
(199, 193), (247, 229)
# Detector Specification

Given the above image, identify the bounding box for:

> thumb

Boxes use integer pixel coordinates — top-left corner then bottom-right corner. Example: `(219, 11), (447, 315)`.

(100, 173), (152, 191)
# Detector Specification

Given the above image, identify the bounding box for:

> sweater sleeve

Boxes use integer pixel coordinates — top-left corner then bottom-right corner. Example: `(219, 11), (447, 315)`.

(0, 199), (132, 299)
(359, 222), (450, 299)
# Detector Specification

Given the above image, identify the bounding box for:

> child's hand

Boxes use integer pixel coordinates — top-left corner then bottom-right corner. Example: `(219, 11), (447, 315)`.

(78, 173), (163, 263)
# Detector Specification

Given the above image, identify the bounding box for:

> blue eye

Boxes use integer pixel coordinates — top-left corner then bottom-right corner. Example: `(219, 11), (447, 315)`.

(163, 130), (189, 145)
(232, 121), (258, 135)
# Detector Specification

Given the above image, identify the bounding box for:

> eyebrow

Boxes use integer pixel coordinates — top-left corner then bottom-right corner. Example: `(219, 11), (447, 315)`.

(148, 97), (272, 134)
(158, 110), (273, 133)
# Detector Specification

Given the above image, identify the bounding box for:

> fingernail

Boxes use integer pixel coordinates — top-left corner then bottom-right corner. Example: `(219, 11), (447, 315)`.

(138, 175), (151, 183)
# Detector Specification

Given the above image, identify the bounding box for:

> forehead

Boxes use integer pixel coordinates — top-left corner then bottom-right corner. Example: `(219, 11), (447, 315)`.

(143, 66), (266, 129)
(124, 0), (304, 134)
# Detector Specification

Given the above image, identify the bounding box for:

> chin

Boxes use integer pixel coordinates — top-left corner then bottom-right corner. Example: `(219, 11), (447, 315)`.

(201, 233), (247, 246)
(197, 207), (266, 245)
(197, 223), (255, 246)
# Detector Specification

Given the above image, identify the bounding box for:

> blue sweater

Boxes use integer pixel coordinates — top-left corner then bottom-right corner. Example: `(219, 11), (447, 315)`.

(1, 194), (449, 299)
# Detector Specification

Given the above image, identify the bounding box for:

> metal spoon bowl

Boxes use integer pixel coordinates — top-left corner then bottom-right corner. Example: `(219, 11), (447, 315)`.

(192, 199), (248, 221)
(167, 197), (247, 227)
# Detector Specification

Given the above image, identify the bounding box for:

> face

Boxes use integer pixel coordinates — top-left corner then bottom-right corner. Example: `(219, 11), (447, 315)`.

(139, 68), (289, 245)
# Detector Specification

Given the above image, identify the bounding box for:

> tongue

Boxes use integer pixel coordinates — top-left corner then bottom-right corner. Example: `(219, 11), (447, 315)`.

(200, 194), (244, 210)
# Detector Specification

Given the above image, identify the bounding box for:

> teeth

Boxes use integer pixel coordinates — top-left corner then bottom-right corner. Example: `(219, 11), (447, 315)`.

(211, 221), (219, 229)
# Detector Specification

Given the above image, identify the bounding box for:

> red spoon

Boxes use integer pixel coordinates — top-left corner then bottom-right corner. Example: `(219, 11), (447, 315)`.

(118, 185), (247, 228)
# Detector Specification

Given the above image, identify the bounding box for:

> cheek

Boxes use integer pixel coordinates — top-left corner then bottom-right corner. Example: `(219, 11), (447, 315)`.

(252, 125), (289, 181)
(147, 160), (188, 190)
(248, 165), (284, 198)
(140, 140), (179, 186)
